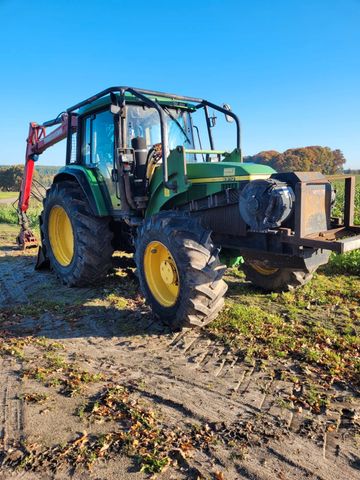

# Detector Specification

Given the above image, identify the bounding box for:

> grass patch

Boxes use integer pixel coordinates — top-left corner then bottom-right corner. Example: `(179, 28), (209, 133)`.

(325, 251), (360, 275)
(326, 177), (360, 275)
(0, 333), (102, 397)
(0, 191), (18, 199)
(332, 176), (360, 225)
(3, 300), (68, 317)
(0, 202), (42, 229)
(0, 222), (20, 234)
(24, 357), (103, 397)
(0, 335), (64, 361)
(302, 383), (330, 413)
(208, 272), (360, 389)
(0, 222), (23, 245)
(106, 293), (128, 309)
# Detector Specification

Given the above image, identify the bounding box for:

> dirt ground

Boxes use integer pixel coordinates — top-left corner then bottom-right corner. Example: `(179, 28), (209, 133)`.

(0, 197), (17, 205)
(0, 224), (359, 480)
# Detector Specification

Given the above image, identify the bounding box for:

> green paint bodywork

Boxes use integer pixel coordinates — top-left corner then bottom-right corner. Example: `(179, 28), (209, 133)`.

(55, 151), (275, 220)
(220, 248), (245, 267)
(56, 165), (110, 216)
(145, 147), (276, 216)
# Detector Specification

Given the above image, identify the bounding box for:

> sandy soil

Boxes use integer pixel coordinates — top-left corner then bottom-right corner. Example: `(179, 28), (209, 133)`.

(0, 196), (17, 205)
(0, 235), (359, 479)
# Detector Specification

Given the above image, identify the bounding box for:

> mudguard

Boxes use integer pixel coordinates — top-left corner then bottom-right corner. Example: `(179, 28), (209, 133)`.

(53, 165), (111, 217)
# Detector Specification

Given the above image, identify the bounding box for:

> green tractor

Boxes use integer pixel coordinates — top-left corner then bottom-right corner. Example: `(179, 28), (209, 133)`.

(18, 86), (360, 329)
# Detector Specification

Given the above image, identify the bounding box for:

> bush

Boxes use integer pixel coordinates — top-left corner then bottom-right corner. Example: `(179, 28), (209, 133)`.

(327, 177), (360, 275)
(0, 203), (42, 229)
(332, 177), (360, 225)
(0, 205), (18, 224)
(326, 251), (360, 276)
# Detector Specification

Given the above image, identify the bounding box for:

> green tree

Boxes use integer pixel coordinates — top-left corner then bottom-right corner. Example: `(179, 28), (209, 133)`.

(0, 165), (40, 191)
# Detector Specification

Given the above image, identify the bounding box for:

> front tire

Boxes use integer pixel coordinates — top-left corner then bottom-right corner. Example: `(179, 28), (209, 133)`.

(242, 258), (315, 292)
(41, 181), (113, 286)
(135, 211), (228, 329)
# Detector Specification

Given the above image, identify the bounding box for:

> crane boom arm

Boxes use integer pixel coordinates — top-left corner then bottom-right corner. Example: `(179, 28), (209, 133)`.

(17, 114), (77, 249)
(19, 114), (77, 213)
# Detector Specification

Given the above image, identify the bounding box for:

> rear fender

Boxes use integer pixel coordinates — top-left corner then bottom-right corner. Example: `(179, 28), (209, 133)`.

(53, 166), (111, 217)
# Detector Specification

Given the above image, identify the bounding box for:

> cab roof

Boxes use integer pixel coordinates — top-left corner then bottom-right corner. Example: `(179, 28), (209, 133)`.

(79, 92), (197, 116)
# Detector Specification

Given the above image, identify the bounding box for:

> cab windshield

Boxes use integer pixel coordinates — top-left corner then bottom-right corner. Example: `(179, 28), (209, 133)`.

(126, 104), (194, 151)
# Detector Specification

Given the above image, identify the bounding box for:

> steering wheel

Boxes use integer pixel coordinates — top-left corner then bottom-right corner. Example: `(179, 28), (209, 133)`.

(151, 143), (162, 163)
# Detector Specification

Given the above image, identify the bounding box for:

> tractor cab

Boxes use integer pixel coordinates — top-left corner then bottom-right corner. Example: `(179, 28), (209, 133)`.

(74, 88), (244, 215)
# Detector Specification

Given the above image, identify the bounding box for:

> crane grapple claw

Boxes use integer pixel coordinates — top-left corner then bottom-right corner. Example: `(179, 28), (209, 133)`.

(16, 228), (38, 250)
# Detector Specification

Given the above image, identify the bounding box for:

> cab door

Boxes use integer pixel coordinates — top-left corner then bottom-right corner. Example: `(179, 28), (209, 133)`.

(81, 109), (121, 211)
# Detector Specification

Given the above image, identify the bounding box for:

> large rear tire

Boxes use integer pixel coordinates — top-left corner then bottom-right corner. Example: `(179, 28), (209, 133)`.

(135, 211), (228, 329)
(242, 258), (315, 292)
(41, 181), (113, 286)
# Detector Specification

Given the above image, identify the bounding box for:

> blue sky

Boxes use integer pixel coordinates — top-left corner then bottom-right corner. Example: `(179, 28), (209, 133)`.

(0, 0), (359, 168)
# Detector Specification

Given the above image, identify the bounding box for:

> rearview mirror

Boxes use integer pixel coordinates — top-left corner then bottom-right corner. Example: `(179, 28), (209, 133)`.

(223, 103), (234, 123)
(110, 92), (121, 115)
(110, 104), (121, 115)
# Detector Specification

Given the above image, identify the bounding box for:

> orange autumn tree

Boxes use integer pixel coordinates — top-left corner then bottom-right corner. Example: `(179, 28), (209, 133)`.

(245, 146), (345, 174)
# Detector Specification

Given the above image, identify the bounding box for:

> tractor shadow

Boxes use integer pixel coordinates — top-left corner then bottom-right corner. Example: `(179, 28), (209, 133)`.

(0, 245), (20, 252)
(0, 247), (270, 344)
(0, 251), (174, 342)
(3, 304), (170, 342)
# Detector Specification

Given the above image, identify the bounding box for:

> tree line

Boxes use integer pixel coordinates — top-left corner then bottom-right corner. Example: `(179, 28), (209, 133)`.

(244, 146), (346, 174)
(0, 146), (350, 191)
(0, 165), (59, 191)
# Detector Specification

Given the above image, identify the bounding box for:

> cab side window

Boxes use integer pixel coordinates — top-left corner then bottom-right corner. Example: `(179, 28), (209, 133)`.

(80, 109), (119, 210)
(81, 109), (114, 178)
(82, 117), (91, 164)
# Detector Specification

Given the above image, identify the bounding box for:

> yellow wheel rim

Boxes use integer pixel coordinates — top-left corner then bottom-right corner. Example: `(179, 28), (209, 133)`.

(48, 206), (74, 266)
(248, 260), (278, 276)
(144, 241), (180, 307)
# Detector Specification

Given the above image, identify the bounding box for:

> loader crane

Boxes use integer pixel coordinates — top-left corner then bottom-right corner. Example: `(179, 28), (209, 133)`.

(17, 114), (77, 248)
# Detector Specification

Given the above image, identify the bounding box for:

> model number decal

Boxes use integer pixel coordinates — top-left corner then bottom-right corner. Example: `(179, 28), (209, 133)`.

(224, 167), (235, 176)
